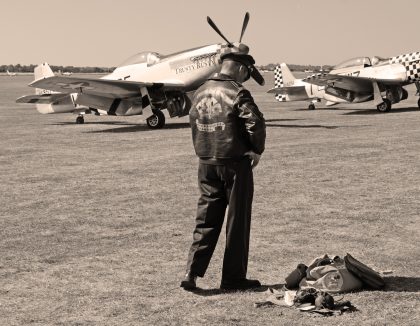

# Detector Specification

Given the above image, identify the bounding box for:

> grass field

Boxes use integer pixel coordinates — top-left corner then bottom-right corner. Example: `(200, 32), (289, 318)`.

(0, 74), (419, 325)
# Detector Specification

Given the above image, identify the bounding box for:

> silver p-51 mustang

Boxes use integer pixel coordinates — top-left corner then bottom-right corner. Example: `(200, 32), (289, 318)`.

(17, 13), (264, 128)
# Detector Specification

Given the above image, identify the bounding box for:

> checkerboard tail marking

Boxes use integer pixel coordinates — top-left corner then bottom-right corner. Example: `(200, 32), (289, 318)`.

(274, 65), (287, 102)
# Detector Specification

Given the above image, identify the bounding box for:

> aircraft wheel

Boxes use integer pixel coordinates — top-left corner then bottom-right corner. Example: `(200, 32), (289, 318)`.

(76, 116), (84, 124)
(417, 97), (420, 109)
(308, 103), (315, 110)
(146, 110), (165, 129)
(376, 99), (391, 113)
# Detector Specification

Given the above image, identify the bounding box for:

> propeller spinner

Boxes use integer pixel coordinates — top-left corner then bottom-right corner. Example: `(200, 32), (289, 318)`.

(207, 12), (264, 85)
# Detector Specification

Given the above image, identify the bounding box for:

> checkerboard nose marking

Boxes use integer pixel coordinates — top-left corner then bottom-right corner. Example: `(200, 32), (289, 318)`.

(390, 52), (420, 82)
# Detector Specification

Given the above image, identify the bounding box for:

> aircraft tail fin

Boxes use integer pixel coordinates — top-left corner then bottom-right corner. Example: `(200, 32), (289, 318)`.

(31, 63), (74, 114)
(275, 63), (296, 87)
(34, 63), (54, 113)
(274, 63), (296, 102)
(34, 63), (55, 95)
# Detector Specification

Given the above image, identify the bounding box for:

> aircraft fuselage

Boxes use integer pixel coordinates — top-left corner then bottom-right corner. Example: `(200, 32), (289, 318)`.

(104, 44), (223, 91)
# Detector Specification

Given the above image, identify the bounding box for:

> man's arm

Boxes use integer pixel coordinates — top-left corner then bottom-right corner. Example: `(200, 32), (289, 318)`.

(236, 89), (266, 155)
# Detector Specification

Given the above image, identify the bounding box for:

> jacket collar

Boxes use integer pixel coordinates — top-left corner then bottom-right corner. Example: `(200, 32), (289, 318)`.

(208, 73), (236, 82)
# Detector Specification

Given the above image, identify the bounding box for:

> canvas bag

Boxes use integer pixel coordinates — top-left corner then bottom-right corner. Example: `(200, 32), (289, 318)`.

(299, 254), (363, 293)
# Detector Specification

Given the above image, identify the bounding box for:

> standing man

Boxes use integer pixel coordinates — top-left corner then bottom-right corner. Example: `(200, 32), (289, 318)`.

(180, 52), (266, 291)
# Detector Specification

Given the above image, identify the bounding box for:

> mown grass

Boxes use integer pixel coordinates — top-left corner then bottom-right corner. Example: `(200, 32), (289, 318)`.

(0, 75), (419, 325)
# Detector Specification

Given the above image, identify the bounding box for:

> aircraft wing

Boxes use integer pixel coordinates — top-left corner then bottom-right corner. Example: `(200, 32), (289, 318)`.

(16, 93), (70, 104)
(29, 76), (185, 99)
(303, 74), (374, 93)
(267, 86), (306, 95)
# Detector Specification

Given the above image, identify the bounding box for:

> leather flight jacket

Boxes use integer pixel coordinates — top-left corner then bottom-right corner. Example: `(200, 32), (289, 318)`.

(189, 73), (266, 160)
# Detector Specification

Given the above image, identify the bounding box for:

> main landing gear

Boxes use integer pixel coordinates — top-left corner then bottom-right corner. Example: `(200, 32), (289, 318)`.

(418, 97), (420, 109)
(376, 98), (391, 113)
(146, 110), (165, 129)
(76, 115), (84, 124)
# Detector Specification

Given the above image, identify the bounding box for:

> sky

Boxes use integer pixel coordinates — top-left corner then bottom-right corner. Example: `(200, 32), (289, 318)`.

(1, 0), (419, 67)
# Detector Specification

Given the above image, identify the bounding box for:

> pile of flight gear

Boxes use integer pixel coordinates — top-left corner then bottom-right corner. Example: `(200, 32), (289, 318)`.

(254, 286), (357, 316)
(292, 287), (356, 316)
(285, 253), (385, 292)
(255, 253), (385, 316)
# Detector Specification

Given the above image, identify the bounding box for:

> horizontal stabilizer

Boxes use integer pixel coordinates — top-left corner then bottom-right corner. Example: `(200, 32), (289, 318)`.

(268, 86), (306, 95)
(16, 93), (69, 104)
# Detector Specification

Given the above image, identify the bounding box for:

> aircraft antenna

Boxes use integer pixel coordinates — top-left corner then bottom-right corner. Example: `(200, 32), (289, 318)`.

(207, 16), (233, 47)
(239, 12), (249, 43)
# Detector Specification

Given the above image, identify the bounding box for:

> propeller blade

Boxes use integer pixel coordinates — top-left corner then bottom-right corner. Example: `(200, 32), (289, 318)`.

(239, 12), (250, 43)
(207, 16), (233, 47)
(250, 67), (265, 86)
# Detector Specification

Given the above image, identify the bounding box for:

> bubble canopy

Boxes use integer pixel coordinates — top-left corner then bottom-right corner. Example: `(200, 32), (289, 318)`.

(370, 56), (389, 66)
(334, 56), (390, 69)
(334, 57), (372, 69)
(118, 52), (162, 67)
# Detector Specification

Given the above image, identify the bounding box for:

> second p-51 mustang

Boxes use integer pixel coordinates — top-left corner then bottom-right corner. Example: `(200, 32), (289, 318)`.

(17, 13), (264, 128)
(268, 63), (354, 110)
(270, 51), (420, 112)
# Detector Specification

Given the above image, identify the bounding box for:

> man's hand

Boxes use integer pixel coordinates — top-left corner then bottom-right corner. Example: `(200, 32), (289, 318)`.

(245, 151), (261, 169)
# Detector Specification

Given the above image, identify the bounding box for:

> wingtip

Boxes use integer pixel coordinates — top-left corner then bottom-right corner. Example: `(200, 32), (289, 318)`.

(29, 75), (55, 87)
(15, 96), (26, 103)
(267, 87), (280, 93)
(28, 79), (42, 87)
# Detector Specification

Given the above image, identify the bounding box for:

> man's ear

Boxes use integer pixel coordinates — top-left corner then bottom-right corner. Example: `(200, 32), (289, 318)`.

(239, 65), (250, 82)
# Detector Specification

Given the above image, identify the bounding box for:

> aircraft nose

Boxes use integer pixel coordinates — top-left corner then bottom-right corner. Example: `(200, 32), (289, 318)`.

(386, 64), (409, 82)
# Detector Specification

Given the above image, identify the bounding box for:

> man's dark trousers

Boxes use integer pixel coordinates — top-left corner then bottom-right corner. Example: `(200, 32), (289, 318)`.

(186, 157), (254, 282)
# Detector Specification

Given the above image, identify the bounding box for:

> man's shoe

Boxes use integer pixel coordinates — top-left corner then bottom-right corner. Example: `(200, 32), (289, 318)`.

(220, 278), (261, 291)
(180, 272), (197, 291)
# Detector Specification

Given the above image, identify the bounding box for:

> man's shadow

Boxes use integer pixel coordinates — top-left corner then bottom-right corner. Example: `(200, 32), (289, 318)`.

(189, 283), (285, 297)
(383, 276), (420, 292)
(188, 277), (420, 296)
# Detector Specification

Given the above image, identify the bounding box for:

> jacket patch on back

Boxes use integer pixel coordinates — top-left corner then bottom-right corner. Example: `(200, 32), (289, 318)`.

(195, 96), (226, 132)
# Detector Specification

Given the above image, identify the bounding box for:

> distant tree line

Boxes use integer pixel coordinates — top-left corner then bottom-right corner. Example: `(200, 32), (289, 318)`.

(2, 63), (333, 74)
(258, 63), (333, 72)
(0, 64), (115, 73)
